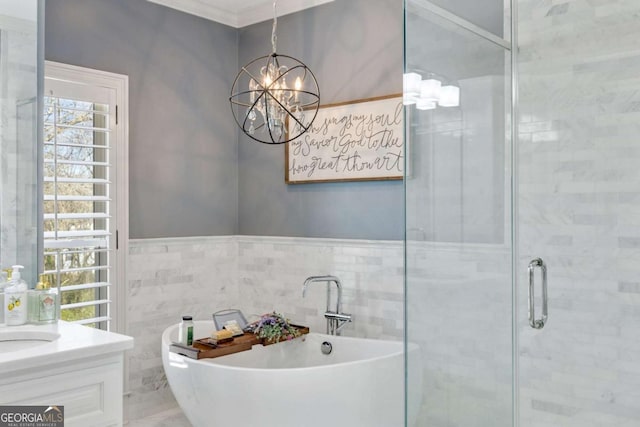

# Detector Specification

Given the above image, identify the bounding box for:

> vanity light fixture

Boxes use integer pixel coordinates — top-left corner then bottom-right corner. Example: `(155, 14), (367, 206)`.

(403, 72), (460, 109)
(229, 1), (320, 145)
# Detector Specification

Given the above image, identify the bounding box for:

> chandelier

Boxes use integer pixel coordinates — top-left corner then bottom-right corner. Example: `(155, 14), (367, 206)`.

(229, 1), (320, 145)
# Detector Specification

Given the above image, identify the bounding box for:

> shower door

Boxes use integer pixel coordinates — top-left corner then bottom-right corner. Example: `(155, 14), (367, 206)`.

(406, 0), (640, 426)
(516, 1), (640, 426)
(404, 1), (514, 426)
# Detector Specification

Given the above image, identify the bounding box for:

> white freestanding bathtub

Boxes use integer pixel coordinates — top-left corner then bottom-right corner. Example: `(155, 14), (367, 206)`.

(162, 321), (421, 427)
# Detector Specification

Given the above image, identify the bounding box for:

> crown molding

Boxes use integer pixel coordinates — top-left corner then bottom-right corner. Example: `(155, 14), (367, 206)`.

(147, 0), (334, 28)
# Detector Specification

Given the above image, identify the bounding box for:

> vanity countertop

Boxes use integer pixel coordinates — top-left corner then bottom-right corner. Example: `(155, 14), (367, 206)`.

(0, 321), (134, 375)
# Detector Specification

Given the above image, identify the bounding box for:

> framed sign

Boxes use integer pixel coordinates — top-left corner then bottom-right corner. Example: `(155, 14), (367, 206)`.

(285, 95), (403, 184)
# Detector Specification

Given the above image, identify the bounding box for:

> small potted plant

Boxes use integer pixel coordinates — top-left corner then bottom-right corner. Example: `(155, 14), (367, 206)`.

(253, 312), (301, 345)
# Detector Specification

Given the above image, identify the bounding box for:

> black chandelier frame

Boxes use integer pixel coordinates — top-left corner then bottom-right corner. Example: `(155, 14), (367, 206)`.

(229, 52), (321, 145)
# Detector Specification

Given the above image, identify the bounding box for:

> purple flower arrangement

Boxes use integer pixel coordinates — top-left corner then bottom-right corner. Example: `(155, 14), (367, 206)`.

(252, 311), (301, 344)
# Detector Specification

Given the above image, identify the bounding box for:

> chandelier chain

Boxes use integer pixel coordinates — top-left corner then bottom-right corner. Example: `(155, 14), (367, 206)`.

(271, 0), (278, 54)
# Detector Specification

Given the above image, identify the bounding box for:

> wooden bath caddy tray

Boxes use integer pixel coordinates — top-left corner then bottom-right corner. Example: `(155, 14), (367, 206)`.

(185, 325), (309, 360)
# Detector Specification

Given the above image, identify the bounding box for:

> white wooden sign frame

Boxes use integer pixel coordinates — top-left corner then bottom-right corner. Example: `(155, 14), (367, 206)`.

(285, 95), (404, 184)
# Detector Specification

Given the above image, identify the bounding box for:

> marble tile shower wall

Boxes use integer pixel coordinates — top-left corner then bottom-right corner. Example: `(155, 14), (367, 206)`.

(518, 1), (640, 426)
(125, 235), (404, 421)
(406, 242), (512, 427)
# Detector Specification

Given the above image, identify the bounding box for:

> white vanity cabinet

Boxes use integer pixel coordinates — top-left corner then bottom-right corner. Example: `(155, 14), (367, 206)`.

(0, 322), (133, 427)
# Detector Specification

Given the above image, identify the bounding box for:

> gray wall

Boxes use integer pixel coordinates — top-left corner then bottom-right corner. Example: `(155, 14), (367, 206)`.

(237, 0), (404, 240)
(45, 0), (404, 241)
(44, 0), (238, 239)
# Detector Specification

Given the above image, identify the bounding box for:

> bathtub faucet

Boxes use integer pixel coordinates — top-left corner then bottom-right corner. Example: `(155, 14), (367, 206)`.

(302, 275), (353, 335)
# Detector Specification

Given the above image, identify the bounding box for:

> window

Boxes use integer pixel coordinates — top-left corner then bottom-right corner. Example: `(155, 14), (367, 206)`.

(43, 62), (128, 332)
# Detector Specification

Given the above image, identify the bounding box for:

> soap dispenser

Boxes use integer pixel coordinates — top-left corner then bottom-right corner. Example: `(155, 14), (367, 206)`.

(5, 265), (28, 326)
(28, 274), (58, 324)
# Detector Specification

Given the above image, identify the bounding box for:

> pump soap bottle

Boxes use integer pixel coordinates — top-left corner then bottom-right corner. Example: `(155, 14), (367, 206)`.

(5, 265), (28, 326)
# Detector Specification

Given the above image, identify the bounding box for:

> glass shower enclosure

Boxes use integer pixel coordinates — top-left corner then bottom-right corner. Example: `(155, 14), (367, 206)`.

(405, 0), (640, 426)
(404, 0), (513, 425)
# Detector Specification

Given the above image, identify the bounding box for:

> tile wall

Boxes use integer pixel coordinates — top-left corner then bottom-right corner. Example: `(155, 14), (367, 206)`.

(125, 235), (403, 422)
(126, 236), (237, 421)
(0, 17), (38, 284)
(406, 241), (513, 426)
(518, 1), (640, 426)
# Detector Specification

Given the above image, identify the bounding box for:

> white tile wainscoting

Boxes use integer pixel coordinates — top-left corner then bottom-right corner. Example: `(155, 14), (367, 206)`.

(125, 235), (582, 427)
(125, 236), (238, 422)
(125, 235), (404, 423)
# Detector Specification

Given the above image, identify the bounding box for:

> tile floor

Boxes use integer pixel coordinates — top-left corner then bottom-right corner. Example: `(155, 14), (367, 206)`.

(127, 407), (191, 427)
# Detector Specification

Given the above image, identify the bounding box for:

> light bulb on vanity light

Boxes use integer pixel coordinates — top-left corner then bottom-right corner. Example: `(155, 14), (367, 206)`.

(438, 85), (460, 107)
(415, 99), (437, 110)
(419, 78), (441, 103)
(403, 72), (421, 105)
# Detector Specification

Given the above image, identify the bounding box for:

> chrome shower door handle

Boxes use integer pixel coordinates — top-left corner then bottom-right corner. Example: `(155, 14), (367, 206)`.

(528, 258), (548, 329)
